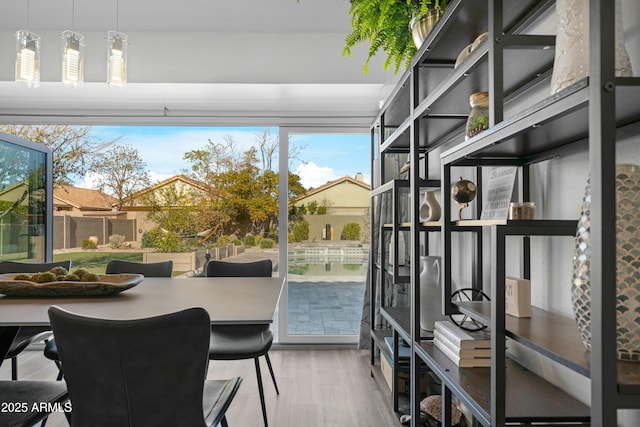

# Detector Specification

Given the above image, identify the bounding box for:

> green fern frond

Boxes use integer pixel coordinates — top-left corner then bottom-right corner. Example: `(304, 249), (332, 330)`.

(340, 0), (449, 74)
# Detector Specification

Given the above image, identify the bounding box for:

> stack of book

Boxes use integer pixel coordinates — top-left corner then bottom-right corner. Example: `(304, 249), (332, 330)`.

(433, 320), (491, 367)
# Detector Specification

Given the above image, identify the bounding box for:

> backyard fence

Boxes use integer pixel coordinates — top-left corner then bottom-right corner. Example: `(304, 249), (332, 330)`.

(53, 216), (136, 249)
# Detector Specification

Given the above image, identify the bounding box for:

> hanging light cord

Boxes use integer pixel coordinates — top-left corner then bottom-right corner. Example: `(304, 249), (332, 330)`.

(71, 0), (75, 30)
(116, 0), (120, 32)
(26, 0), (30, 28)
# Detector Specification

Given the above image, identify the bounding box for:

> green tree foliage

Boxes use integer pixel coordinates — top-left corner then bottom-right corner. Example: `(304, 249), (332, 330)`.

(0, 124), (116, 185)
(143, 182), (218, 237)
(292, 219), (310, 242)
(341, 223), (361, 240)
(90, 145), (151, 210)
(183, 131), (306, 238)
(307, 201), (319, 215)
(343, 0), (448, 73)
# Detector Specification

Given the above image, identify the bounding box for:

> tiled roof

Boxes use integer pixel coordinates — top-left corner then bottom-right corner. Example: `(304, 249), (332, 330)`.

(125, 174), (210, 201)
(53, 185), (118, 211)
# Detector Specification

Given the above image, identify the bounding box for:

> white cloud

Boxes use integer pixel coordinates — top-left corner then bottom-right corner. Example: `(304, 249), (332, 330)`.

(78, 172), (103, 190)
(149, 171), (175, 184)
(295, 162), (337, 189)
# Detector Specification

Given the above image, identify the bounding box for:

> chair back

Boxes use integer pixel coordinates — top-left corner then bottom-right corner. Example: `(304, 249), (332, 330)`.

(0, 260), (71, 274)
(48, 306), (211, 427)
(205, 259), (272, 277)
(105, 259), (173, 277)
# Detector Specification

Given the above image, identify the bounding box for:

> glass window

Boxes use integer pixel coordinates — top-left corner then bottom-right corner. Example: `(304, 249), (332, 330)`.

(0, 133), (51, 261)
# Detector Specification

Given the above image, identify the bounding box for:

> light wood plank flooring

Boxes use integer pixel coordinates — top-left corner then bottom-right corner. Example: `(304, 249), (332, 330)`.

(2, 347), (402, 427)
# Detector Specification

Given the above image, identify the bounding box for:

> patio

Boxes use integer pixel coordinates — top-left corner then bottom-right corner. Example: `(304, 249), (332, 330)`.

(219, 247), (367, 337)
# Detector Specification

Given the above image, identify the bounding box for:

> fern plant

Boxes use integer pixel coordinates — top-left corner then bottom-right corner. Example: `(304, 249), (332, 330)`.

(343, 0), (448, 74)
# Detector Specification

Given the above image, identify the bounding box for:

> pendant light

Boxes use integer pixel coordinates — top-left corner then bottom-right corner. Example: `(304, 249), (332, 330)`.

(107, 0), (127, 88)
(15, 0), (40, 88)
(62, 0), (84, 87)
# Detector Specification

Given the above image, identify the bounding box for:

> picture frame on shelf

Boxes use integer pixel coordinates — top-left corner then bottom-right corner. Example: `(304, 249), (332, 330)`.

(480, 167), (517, 220)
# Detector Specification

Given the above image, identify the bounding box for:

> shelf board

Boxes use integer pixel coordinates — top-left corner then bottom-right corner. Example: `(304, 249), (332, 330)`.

(381, 306), (433, 343)
(454, 301), (640, 390)
(380, 116), (412, 152)
(419, 221), (443, 229)
(452, 219), (578, 236)
(370, 178), (409, 198)
(416, 342), (591, 426)
(381, 307), (411, 344)
(442, 77), (640, 164)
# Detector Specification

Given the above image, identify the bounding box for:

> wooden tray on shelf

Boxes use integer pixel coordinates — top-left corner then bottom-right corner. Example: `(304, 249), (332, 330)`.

(0, 273), (144, 297)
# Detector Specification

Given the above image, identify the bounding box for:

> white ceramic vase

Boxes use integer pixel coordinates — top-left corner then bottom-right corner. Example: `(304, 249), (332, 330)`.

(571, 164), (640, 361)
(419, 255), (446, 332)
(419, 191), (441, 222)
(550, 0), (633, 94)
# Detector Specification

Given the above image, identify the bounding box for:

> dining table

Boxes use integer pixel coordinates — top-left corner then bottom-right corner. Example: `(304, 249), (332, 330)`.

(0, 276), (285, 368)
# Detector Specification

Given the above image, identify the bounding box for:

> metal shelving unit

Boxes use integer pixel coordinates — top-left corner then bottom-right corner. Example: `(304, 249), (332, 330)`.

(370, 0), (640, 426)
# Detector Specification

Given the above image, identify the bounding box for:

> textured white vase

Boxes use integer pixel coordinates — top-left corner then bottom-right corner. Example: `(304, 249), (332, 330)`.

(550, 0), (633, 94)
(419, 191), (441, 222)
(571, 164), (640, 361)
(419, 255), (446, 332)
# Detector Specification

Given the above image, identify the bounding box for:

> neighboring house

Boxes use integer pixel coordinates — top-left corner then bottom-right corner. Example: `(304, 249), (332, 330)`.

(293, 173), (370, 241)
(120, 174), (211, 238)
(51, 185), (134, 249)
(53, 185), (120, 217)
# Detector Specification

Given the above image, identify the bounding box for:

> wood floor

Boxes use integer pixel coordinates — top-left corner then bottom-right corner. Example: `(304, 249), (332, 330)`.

(2, 347), (403, 427)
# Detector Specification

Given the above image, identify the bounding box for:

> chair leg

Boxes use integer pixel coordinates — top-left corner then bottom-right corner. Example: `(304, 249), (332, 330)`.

(11, 357), (17, 380)
(254, 357), (268, 427)
(264, 353), (279, 395)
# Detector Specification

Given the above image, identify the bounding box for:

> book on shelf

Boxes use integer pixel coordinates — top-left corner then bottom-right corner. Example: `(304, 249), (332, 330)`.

(433, 336), (491, 368)
(433, 330), (491, 358)
(434, 320), (491, 349)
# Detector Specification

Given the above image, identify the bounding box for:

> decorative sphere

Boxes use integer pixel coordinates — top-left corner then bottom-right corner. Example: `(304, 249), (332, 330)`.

(452, 177), (477, 204)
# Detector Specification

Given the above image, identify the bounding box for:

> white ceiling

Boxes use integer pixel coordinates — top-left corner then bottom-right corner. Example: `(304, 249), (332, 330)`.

(0, 0), (400, 126)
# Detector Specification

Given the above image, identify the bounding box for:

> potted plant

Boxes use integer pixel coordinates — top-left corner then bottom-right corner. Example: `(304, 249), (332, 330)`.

(343, 0), (449, 73)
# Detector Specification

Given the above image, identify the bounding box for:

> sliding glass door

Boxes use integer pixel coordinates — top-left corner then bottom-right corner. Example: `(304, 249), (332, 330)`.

(277, 127), (370, 344)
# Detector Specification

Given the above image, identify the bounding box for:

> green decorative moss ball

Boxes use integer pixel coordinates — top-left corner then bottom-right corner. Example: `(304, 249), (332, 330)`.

(80, 273), (100, 282)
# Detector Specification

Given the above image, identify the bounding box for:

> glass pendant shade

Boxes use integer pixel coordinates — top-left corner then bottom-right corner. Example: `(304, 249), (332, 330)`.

(15, 30), (41, 88)
(107, 31), (127, 88)
(61, 30), (84, 87)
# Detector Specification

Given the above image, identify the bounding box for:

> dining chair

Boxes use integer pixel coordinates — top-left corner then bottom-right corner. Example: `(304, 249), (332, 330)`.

(205, 259), (278, 427)
(48, 305), (242, 427)
(0, 380), (69, 427)
(43, 259), (174, 379)
(105, 259), (174, 277)
(0, 260), (71, 380)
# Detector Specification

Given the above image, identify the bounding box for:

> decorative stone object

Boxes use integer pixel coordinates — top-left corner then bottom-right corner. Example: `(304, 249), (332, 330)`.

(550, 0), (633, 94)
(419, 190), (441, 222)
(571, 163), (640, 361)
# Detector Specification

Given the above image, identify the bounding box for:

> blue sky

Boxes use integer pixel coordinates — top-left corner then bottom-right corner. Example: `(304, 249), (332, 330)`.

(83, 126), (370, 190)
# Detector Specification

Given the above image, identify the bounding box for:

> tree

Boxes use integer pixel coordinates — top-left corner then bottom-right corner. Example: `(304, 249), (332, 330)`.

(90, 145), (151, 210)
(183, 133), (307, 237)
(0, 124), (116, 185)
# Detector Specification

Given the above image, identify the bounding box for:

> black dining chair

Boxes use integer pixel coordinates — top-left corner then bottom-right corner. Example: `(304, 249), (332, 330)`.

(105, 259), (174, 277)
(44, 259), (174, 379)
(205, 259), (278, 427)
(0, 380), (69, 427)
(48, 305), (242, 427)
(0, 260), (71, 380)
